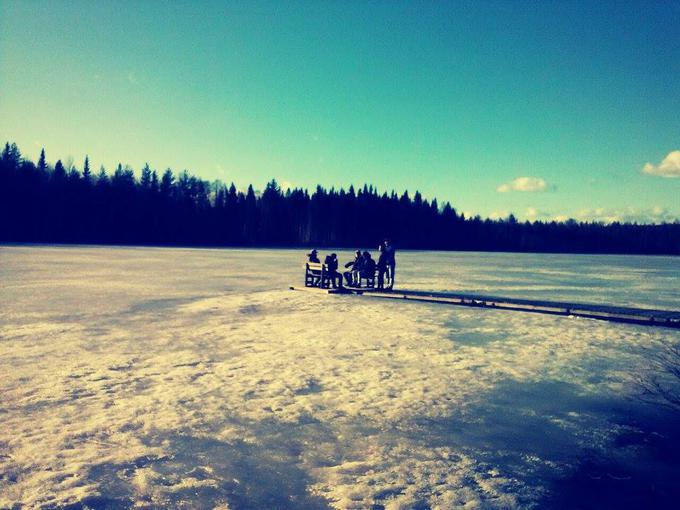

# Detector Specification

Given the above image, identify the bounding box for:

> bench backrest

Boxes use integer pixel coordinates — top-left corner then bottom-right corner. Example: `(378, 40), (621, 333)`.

(306, 262), (326, 272)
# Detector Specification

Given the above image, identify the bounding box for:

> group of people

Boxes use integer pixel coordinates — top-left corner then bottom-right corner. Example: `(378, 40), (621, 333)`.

(307, 240), (396, 290)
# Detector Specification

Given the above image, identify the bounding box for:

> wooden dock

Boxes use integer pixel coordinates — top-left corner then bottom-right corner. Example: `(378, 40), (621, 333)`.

(289, 286), (680, 329)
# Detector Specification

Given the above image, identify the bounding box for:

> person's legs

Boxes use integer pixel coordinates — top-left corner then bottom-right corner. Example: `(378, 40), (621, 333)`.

(377, 268), (385, 289)
(343, 271), (352, 286)
(387, 263), (395, 289)
(312, 269), (322, 287)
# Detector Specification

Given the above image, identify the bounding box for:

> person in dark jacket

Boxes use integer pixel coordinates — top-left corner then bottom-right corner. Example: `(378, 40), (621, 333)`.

(361, 251), (376, 285)
(383, 239), (396, 289)
(344, 250), (363, 286)
(376, 244), (388, 290)
(324, 253), (342, 288)
(306, 249), (322, 286)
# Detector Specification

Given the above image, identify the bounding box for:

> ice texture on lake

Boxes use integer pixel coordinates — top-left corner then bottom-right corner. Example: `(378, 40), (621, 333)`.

(1, 246), (679, 509)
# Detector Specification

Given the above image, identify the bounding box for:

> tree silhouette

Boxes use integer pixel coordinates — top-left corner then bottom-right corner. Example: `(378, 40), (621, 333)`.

(38, 148), (47, 173)
(0, 140), (678, 254)
(82, 156), (91, 184)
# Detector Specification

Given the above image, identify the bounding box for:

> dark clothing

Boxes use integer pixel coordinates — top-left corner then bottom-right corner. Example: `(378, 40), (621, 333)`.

(386, 264), (395, 289)
(324, 255), (342, 288)
(377, 251), (388, 270)
(308, 254), (320, 263)
(384, 244), (396, 289)
(343, 255), (363, 286)
(384, 245), (395, 265)
(325, 256), (338, 272)
(377, 251), (388, 289)
(344, 256), (363, 271)
(361, 257), (376, 278)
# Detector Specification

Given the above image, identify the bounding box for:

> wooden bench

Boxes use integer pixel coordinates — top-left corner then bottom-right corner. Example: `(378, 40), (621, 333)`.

(306, 263), (383, 290)
(305, 262), (331, 288)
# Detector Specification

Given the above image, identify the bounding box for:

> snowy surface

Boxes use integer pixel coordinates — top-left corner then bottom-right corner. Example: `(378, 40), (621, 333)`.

(1, 246), (679, 509)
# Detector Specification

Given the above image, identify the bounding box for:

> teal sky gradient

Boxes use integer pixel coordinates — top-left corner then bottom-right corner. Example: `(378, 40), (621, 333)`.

(1, 0), (679, 222)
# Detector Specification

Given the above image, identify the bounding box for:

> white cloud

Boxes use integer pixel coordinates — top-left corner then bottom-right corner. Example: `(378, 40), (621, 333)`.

(526, 207), (551, 221)
(552, 214), (571, 223)
(642, 150), (680, 178)
(557, 206), (678, 224)
(497, 177), (548, 193)
(278, 179), (294, 191)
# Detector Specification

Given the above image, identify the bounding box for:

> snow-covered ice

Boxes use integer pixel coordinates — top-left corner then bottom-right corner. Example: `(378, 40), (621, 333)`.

(1, 246), (679, 509)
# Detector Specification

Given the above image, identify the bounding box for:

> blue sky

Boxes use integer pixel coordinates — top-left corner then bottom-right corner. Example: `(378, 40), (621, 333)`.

(1, 0), (678, 222)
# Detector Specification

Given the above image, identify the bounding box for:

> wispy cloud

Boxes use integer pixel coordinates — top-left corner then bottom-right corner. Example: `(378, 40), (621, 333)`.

(279, 179), (294, 191)
(526, 207), (551, 221)
(642, 150), (680, 178)
(489, 210), (509, 220)
(497, 176), (548, 193)
(515, 206), (677, 224)
(563, 206), (677, 224)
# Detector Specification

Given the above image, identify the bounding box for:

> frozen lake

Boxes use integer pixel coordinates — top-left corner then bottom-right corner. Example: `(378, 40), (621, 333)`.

(1, 245), (679, 509)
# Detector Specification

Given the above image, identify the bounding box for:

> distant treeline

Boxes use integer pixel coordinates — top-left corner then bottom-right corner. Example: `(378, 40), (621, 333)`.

(1, 142), (678, 254)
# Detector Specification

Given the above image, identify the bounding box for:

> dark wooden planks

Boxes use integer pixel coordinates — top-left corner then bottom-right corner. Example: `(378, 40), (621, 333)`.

(289, 286), (680, 329)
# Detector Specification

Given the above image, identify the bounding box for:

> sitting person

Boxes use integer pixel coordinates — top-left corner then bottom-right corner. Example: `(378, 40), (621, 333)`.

(307, 249), (320, 263)
(360, 251), (376, 286)
(343, 250), (363, 286)
(324, 253), (343, 288)
(305, 249), (322, 287)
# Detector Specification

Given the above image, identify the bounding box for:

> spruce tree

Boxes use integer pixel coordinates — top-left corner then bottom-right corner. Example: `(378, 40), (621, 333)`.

(97, 165), (109, 185)
(38, 148), (47, 173)
(150, 170), (159, 192)
(160, 169), (174, 195)
(82, 156), (91, 183)
(1, 142), (21, 168)
(140, 163), (152, 188)
(53, 160), (66, 180)
(113, 163), (124, 183)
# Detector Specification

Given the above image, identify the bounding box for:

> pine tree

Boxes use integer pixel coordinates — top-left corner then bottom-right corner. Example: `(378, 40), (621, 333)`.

(150, 170), (159, 192)
(1, 142), (21, 168)
(160, 169), (174, 195)
(38, 149), (47, 173)
(68, 164), (80, 182)
(53, 160), (66, 181)
(113, 163), (124, 183)
(97, 165), (109, 185)
(82, 156), (91, 184)
(140, 163), (152, 188)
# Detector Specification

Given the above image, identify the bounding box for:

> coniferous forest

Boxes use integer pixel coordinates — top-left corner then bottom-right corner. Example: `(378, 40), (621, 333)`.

(1, 142), (678, 254)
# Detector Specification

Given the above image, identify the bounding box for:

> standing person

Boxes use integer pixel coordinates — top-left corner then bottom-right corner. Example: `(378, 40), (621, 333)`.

(324, 253), (343, 288)
(376, 244), (388, 290)
(384, 239), (396, 289)
(344, 250), (363, 286)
